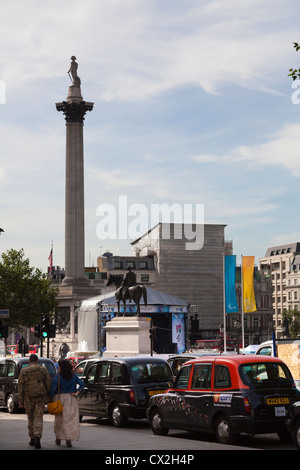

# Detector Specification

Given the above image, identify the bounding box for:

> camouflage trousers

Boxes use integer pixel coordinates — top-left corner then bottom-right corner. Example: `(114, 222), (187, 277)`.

(24, 399), (45, 439)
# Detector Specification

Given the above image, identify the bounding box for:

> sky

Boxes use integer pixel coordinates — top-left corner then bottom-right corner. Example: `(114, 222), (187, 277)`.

(0, 0), (300, 272)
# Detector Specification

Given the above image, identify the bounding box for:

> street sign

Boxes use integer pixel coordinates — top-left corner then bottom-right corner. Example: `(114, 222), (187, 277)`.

(0, 310), (9, 318)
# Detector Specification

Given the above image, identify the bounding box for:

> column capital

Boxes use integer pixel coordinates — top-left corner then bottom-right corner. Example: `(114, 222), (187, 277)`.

(56, 100), (94, 123)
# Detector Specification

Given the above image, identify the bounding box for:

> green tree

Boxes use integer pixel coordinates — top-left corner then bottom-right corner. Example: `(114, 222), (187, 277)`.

(288, 42), (300, 80)
(283, 309), (300, 338)
(0, 248), (59, 331)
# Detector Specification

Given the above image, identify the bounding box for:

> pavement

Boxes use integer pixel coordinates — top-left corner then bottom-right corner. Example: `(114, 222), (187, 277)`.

(1, 412), (157, 451)
(0, 410), (257, 453)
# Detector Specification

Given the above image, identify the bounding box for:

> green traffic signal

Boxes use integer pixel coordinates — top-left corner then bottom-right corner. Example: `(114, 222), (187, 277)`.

(40, 315), (55, 339)
(41, 315), (50, 338)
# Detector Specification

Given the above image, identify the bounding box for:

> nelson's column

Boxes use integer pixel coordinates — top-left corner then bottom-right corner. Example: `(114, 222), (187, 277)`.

(55, 57), (100, 352)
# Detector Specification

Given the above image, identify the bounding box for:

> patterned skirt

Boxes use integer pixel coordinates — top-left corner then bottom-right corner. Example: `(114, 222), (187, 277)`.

(53, 393), (80, 441)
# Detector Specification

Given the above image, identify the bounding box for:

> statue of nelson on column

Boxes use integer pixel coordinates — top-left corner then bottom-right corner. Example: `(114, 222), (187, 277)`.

(68, 56), (81, 86)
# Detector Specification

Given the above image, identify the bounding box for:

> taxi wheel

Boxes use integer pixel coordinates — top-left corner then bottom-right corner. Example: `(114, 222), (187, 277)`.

(214, 414), (237, 445)
(150, 408), (169, 436)
(293, 420), (300, 450)
(110, 403), (127, 427)
(6, 394), (18, 414)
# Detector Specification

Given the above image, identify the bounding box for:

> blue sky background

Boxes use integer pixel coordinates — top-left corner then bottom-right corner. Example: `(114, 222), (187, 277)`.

(1, 0), (300, 271)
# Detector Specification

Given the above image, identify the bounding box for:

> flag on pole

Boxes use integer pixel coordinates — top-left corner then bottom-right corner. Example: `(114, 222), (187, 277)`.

(242, 256), (257, 312)
(48, 248), (53, 273)
(224, 255), (239, 313)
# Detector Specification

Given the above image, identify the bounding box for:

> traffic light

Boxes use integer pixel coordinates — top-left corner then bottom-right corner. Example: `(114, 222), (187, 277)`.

(33, 324), (41, 338)
(17, 337), (28, 356)
(42, 315), (50, 338)
(48, 324), (56, 338)
(41, 315), (56, 339)
(149, 326), (157, 340)
(0, 321), (9, 339)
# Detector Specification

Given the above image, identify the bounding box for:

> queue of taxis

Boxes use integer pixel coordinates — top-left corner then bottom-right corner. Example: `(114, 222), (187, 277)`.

(78, 356), (173, 427)
(146, 355), (299, 444)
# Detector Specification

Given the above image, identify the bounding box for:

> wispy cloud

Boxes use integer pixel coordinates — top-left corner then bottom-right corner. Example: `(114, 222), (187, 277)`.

(191, 123), (300, 176)
(0, 0), (297, 102)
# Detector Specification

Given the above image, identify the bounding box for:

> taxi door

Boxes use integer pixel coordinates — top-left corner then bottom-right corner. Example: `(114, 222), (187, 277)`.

(184, 363), (213, 430)
(162, 365), (193, 427)
(78, 363), (98, 416)
(91, 362), (111, 416)
(0, 361), (7, 405)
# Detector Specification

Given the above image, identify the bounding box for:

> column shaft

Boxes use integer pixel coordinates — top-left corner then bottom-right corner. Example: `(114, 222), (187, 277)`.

(65, 122), (85, 280)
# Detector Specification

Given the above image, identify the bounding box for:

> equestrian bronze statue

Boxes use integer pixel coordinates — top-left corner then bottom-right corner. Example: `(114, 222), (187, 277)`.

(107, 269), (147, 316)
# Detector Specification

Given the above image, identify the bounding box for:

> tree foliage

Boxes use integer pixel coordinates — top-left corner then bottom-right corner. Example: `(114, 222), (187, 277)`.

(283, 309), (300, 338)
(0, 249), (59, 330)
(288, 42), (300, 81)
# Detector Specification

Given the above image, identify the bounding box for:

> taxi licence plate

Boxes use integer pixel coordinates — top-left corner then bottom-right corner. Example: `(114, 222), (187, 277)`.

(266, 397), (289, 405)
(148, 390), (166, 397)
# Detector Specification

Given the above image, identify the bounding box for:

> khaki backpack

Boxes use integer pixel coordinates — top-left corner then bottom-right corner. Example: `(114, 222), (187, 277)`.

(23, 365), (47, 399)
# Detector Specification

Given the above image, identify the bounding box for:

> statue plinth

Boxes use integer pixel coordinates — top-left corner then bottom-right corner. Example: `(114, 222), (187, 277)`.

(102, 316), (151, 357)
(66, 84), (83, 104)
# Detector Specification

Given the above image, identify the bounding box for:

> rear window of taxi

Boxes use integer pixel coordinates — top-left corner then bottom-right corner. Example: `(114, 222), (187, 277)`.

(239, 361), (294, 388)
(129, 362), (172, 384)
(20, 360), (57, 378)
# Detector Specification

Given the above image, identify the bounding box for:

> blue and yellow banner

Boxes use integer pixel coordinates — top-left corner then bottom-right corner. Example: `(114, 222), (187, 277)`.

(242, 256), (257, 313)
(224, 255), (239, 313)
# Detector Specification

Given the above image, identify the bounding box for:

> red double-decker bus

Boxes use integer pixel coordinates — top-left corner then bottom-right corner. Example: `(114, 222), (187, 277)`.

(6, 344), (40, 356)
(194, 338), (239, 352)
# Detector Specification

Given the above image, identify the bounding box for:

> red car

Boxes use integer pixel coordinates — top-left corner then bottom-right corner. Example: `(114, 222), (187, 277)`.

(67, 356), (86, 369)
(147, 355), (299, 444)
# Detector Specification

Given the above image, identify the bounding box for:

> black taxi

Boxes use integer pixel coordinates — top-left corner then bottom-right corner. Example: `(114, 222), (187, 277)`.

(0, 357), (57, 413)
(78, 356), (173, 427)
(146, 355), (299, 444)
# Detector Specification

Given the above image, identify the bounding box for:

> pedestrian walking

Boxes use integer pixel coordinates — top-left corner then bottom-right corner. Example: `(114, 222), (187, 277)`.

(18, 354), (51, 449)
(49, 359), (84, 448)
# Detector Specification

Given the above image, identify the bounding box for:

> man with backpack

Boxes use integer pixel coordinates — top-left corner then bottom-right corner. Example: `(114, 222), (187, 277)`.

(18, 354), (52, 449)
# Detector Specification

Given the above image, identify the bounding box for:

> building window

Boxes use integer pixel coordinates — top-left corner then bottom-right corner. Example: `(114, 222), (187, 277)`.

(141, 274), (149, 283)
(126, 261), (135, 269)
(139, 261), (148, 269)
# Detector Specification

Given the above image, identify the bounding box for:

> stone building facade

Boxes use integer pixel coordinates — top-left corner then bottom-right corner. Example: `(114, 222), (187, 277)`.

(259, 242), (300, 338)
(132, 223), (227, 335)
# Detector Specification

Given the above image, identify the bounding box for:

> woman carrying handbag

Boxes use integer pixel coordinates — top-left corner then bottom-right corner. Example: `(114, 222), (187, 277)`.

(49, 360), (84, 448)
